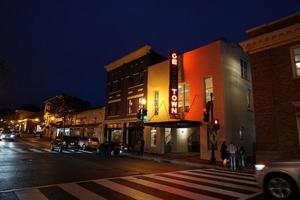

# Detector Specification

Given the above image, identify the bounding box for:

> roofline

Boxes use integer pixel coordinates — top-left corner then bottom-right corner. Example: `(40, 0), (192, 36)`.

(246, 12), (300, 33)
(105, 45), (152, 72)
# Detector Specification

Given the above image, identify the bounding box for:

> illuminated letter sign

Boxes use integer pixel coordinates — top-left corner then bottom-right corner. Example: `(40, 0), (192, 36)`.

(169, 51), (178, 118)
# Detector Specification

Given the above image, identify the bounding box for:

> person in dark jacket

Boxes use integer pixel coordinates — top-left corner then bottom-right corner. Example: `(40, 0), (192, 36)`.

(220, 141), (228, 167)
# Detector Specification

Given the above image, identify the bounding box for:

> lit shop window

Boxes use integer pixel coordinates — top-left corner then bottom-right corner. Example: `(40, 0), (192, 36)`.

(178, 83), (190, 112)
(240, 59), (248, 80)
(154, 90), (159, 115)
(204, 77), (213, 103)
(128, 99), (133, 114)
(291, 46), (300, 77)
(111, 129), (122, 142)
(151, 128), (157, 147)
(165, 128), (172, 144)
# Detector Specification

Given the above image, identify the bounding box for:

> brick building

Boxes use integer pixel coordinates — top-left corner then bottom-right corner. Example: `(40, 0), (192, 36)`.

(104, 45), (165, 150)
(241, 12), (300, 161)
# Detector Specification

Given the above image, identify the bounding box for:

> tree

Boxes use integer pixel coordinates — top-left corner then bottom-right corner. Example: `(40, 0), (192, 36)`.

(47, 94), (90, 135)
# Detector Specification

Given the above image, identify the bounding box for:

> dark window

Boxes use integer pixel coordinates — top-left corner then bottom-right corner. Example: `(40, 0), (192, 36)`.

(240, 59), (248, 80)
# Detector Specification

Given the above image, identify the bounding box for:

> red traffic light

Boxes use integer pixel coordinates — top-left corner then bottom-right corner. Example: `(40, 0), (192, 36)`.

(213, 119), (220, 130)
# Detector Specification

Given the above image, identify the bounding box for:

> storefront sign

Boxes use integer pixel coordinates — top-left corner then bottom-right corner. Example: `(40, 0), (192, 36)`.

(169, 51), (178, 118)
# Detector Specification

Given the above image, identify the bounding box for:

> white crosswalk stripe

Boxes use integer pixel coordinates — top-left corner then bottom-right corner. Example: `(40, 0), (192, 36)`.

(5, 168), (262, 200)
(29, 148), (44, 153)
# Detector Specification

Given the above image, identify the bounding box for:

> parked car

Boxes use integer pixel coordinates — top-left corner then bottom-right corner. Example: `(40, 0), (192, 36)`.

(78, 137), (100, 150)
(97, 142), (128, 156)
(50, 136), (80, 152)
(255, 160), (300, 199)
(0, 129), (16, 141)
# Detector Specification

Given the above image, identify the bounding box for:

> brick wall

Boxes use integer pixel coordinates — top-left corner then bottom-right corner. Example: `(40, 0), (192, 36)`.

(250, 41), (300, 160)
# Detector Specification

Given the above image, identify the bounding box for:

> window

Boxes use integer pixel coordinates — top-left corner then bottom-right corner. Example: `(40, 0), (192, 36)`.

(178, 83), (190, 112)
(127, 97), (145, 114)
(204, 77), (213, 103)
(150, 128), (157, 147)
(108, 102), (121, 116)
(247, 89), (253, 111)
(154, 90), (159, 115)
(128, 99), (133, 114)
(291, 46), (300, 77)
(165, 128), (171, 144)
(112, 80), (120, 92)
(240, 59), (248, 80)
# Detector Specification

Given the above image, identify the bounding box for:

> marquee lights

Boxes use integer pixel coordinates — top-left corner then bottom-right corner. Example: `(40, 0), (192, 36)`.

(169, 51), (179, 118)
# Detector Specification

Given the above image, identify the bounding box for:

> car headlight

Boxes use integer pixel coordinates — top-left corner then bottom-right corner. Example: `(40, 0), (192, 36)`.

(10, 134), (15, 138)
(255, 164), (266, 171)
(62, 141), (66, 145)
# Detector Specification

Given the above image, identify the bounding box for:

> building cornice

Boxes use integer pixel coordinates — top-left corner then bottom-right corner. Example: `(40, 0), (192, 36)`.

(105, 45), (151, 72)
(240, 23), (300, 54)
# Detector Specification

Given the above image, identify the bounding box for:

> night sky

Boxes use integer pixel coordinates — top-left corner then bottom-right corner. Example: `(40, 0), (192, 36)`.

(0, 0), (299, 110)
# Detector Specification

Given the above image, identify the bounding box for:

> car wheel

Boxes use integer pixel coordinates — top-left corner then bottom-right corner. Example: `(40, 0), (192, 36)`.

(82, 144), (86, 150)
(265, 174), (297, 199)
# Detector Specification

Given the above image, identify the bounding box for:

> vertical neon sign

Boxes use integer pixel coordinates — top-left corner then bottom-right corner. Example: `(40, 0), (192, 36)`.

(169, 51), (178, 118)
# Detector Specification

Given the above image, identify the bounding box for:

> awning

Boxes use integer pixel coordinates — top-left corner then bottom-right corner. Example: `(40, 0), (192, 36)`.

(144, 120), (201, 128)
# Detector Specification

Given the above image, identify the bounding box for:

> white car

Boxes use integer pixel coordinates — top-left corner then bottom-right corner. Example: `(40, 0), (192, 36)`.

(0, 129), (16, 141)
(78, 137), (99, 150)
(255, 160), (300, 199)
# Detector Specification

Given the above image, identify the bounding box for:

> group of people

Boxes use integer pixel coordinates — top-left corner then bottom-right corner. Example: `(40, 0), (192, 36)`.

(220, 141), (245, 170)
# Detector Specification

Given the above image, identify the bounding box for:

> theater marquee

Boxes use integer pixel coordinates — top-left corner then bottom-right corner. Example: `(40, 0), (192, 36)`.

(169, 51), (178, 118)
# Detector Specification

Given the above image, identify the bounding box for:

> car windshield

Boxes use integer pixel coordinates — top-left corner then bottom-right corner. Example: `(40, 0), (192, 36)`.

(2, 130), (12, 134)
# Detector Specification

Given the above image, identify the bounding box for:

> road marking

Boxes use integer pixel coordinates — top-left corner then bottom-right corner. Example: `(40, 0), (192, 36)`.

(158, 172), (260, 192)
(206, 168), (255, 177)
(29, 148), (44, 153)
(179, 171), (257, 185)
(41, 148), (52, 153)
(13, 148), (28, 153)
(143, 174), (249, 199)
(95, 179), (163, 200)
(80, 150), (93, 154)
(59, 183), (106, 200)
(15, 188), (47, 200)
(192, 169), (257, 180)
(119, 176), (219, 200)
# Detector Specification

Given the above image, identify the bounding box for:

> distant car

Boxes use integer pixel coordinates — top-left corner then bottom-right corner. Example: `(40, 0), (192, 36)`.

(78, 137), (100, 150)
(0, 129), (16, 141)
(255, 160), (300, 199)
(97, 142), (127, 156)
(50, 136), (80, 152)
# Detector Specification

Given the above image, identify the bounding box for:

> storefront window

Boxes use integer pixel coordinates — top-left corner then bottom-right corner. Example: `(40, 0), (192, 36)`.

(151, 128), (157, 147)
(111, 129), (122, 142)
(165, 128), (171, 144)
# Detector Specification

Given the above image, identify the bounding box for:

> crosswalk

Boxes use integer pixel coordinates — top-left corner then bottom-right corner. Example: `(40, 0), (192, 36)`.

(2, 168), (262, 200)
(0, 147), (95, 154)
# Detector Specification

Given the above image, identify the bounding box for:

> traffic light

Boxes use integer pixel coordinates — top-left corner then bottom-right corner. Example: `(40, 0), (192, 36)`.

(203, 109), (209, 122)
(203, 101), (211, 122)
(142, 109), (147, 120)
(213, 119), (220, 130)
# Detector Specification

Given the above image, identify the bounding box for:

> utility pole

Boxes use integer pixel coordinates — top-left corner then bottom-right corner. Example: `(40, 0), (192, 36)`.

(210, 92), (216, 164)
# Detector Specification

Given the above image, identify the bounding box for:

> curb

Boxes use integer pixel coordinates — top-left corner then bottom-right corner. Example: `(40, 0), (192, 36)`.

(123, 153), (255, 173)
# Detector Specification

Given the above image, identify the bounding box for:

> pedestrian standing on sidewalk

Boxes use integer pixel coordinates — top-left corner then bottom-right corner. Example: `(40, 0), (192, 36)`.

(220, 141), (228, 167)
(238, 146), (246, 168)
(227, 142), (237, 170)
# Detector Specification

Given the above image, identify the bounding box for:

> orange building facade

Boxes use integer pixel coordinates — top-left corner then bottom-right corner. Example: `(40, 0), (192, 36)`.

(144, 39), (255, 160)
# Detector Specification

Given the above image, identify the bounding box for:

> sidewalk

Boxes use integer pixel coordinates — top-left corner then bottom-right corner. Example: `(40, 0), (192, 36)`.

(124, 152), (255, 173)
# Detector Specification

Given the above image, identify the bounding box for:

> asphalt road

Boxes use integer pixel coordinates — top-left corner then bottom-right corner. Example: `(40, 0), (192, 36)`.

(0, 139), (267, 200)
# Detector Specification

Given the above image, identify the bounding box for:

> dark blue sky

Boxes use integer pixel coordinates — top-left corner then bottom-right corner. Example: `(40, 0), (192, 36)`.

(0, 0), (299, 109)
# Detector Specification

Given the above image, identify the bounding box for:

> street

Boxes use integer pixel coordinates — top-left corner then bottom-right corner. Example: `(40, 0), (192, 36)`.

(0, 139), (265, 200)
